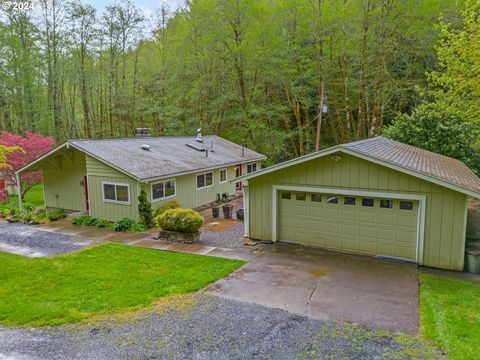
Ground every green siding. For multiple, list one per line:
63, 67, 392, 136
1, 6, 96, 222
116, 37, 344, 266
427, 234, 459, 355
247, 152, 468, 271
43, 149, 87, 211
85, 156, 139, 222
142, 166, 237, 211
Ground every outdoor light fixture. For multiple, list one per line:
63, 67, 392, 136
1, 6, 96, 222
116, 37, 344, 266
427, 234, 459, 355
331, 155, 342, 162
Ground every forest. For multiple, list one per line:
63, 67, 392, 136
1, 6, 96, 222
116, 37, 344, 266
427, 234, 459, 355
0, 0, 479, 167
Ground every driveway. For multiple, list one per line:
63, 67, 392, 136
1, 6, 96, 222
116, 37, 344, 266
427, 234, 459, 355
206, 243, 419, 334
0, 221, 96, 257
0, 294, 427, 359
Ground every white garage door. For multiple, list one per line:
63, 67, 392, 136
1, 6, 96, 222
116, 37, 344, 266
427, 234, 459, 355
278, 191, 419, 261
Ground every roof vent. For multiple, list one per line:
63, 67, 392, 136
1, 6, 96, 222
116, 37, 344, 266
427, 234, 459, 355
196, 128, 203, 143
141, 144, 151, 151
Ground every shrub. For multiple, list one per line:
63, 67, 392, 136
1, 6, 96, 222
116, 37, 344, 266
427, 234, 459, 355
95, 219, 112, 228
47, 208, 66, 221
138, 190, 153, 228
114, 217, 135, 232
131, 221, 149, 232
71, 215, 97, 226
154, 199, 181, 218
156, 208, 203, 234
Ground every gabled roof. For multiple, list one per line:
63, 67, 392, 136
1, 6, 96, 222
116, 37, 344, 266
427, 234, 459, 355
238, 136, 480, 199
17, 135, 266, 181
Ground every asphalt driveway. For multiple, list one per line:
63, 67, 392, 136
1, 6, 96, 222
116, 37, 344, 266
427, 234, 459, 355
206, 243, 419, 334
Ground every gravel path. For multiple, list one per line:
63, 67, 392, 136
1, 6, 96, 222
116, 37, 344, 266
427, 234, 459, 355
199, 223, 245, 249
0, 295, 428, 359
0, 221, 96, 257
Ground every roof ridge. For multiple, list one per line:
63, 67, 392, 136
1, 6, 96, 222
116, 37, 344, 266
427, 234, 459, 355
69, 135, 220, 142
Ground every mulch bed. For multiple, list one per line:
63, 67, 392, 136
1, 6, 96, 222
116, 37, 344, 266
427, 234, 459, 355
201, 218, 240, 231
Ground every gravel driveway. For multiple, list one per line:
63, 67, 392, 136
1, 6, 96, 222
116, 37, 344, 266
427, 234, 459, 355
0, 295, 428, 359
0, 221, 96, 257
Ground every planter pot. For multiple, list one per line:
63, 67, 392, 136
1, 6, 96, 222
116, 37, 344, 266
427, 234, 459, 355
236, 209, 244, 221
222, 204, 234, 219
155, 229, 201, 244
212, 206, 220, 218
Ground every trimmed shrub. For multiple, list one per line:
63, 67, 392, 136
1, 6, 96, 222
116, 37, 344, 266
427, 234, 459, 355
138, 190, 153, 228
114, 217, 135, 232
155, 208, 203, 234
154, 199, 180, 218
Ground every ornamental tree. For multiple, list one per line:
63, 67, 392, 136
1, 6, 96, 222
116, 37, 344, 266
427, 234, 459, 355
0, 131, 55, 199
0, 144, 22, 201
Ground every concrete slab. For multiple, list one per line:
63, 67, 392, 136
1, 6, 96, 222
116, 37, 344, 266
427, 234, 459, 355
206, 243, 419, 334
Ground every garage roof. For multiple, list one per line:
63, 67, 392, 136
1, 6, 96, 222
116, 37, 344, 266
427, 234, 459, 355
17, 135, 266, 181
238, 137, 480, 198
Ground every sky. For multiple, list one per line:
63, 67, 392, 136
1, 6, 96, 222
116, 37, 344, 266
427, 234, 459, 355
83, 0, 186, 19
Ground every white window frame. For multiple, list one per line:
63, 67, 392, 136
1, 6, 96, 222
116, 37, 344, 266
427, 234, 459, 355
219, 168, 228, 184
101, 181, 131, 205
151, 178, 176, 202
196, 171, 214, 190
246, 162, 257, 174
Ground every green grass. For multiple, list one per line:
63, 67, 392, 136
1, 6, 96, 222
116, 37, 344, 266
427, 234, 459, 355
4, 183, 44, 208
0, 243, 244, 326
420, 273, 480, 359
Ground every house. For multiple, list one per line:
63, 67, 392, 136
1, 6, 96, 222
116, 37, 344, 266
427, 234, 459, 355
16, 133, 265, 221
237, 137, 480, 271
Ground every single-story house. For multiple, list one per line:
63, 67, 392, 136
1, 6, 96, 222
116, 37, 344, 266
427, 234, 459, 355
237, 136, 480, 271
16, 134, 265, 221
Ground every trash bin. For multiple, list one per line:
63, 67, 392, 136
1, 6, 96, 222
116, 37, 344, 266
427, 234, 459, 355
466, 242, 480, 274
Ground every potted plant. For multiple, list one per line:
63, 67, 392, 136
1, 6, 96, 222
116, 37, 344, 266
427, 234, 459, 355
236, 208, 244, 220
222, 203, 233, 219
212, 204, 220, 218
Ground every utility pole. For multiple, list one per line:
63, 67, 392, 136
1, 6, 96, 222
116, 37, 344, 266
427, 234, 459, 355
315, 82, 325, 152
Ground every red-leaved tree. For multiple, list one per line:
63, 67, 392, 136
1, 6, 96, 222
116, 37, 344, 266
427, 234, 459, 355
0, 131, 55, 199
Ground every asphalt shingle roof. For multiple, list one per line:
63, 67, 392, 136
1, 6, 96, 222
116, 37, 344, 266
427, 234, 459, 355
69, 135, 265, 181
343, 137, 480, 194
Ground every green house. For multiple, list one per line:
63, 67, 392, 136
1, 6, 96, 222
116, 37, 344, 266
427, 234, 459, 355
16, 135, 265, 221
238, 137, 480, 271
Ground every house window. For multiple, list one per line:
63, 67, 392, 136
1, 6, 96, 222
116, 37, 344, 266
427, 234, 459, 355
311, 194, 322, 202
281, 192, 291, 200
219, 169, 227, 183
344, 197, 356, 205
362, 198, 374, 207
247, 163, 257, 174
296, 193, 306, 201
151, 179, 176, 201
399, 201, 414, 210
197, 172, 213, 189
327, 196, 339, 204
102, 182, 130, 204
380, 199, 393, 209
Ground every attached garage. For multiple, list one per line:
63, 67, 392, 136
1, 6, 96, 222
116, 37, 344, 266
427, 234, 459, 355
239, 137, 480, 271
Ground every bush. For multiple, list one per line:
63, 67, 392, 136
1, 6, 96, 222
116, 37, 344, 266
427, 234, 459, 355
95, 219, 112, 228
47, 208, 66, 221
131, 222, 149, 232
138, 190, 153, 228
114, 217, 135, 232
155, 208, 203, 234
154, 199, 180, 218
71, 215, 97, 226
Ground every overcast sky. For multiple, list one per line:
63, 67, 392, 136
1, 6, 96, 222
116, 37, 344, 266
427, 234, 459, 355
83, 0, 185, 19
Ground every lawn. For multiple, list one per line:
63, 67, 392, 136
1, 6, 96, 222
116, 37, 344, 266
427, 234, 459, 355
0, 243, 244, 326
420, 273, 480, 360
4, 183, 44, 208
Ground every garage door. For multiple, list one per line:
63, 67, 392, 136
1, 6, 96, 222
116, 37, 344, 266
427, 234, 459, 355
278, 191, 419, 261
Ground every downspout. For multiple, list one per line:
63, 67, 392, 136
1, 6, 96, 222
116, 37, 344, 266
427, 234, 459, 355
243, 180, 249, 238
16, 172, 22, 210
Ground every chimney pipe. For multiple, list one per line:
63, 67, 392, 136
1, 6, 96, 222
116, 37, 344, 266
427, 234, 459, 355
205, 149, 208, 158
